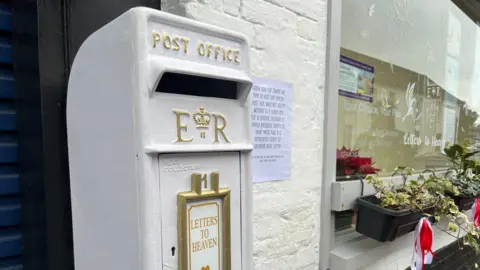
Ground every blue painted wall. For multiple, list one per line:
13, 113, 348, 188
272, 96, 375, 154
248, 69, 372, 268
0, 3, 23, 269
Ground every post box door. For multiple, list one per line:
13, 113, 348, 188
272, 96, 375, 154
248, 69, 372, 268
159, 152, 242, 270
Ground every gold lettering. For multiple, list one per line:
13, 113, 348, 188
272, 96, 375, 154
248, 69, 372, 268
214, 46, 221, 59
152, 32, 161, 48
191, 238, 218, 252
201, 228, 209, 239
233, 49, 240, 63
153, 33, 240, 64
190, 216, 220, 229
212, 113, 231, 143
192, 241, 201, 252
206, 44, 213, 57
210, 238, 217, 247
211, 216, 218, 225
226, 49, 233, 61
181, 38, 189, 53
173, 110, 193, 143
172, 37, 181, 51
198, 42, 205, 56
163, 34, 172, 49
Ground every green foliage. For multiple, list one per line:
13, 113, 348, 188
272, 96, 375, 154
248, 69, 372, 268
464, 233, 480, 254
444, 143, 480, 197
449, 173, 480, 197
365, 167, 458, 212
365, 166, 480, 254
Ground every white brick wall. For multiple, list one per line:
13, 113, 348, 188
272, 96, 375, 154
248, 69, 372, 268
162, 1, 328, 269
158, 2, 471, 269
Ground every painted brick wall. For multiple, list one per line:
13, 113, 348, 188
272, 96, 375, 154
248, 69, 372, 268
161, 0, 328, 269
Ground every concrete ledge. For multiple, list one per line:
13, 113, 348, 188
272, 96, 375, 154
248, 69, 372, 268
330, 211, 472, 270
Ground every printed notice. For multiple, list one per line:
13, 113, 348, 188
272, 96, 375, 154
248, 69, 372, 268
251, 78, 292, 183
187, 200, 222, 270
339, 56, 374, 102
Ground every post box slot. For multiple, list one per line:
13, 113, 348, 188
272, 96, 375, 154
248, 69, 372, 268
156, 72, 241, 100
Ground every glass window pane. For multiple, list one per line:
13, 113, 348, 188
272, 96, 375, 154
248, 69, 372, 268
335, 0, 480, 232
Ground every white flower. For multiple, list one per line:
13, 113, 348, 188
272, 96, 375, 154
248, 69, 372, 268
466, 168, 475, 179
447, 171, 457, 180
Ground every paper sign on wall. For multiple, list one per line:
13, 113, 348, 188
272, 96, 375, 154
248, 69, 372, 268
251, 78, 292, 183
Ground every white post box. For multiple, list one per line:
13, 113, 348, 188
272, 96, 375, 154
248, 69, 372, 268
66, 8, 253, 270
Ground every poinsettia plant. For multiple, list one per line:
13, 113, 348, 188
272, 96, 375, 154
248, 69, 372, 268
337, 146, 380, 177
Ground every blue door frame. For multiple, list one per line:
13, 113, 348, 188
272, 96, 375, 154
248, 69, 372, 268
0, 3, 22, 269
10, 0, 160, 269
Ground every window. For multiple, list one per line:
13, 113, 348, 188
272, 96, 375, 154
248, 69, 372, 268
333, 0, 480, 233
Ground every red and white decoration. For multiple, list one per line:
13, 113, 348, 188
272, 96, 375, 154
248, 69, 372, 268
472, 198, 480, 227
411, 218, 436, 270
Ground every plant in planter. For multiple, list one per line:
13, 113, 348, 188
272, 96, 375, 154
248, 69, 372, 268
335, 147, 381, 231
356, 166, 463, 242
336, 146, 380, 180
357, 165, 480, 265
444, 143, 480, 211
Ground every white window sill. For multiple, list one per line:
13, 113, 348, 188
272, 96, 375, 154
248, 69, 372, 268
330, 210, 472, 270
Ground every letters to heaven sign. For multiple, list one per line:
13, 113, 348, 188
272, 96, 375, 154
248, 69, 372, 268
178, 172, 231, 270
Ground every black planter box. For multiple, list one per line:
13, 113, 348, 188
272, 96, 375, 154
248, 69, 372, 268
448, 194, 477, 211
356, 195, 435, 242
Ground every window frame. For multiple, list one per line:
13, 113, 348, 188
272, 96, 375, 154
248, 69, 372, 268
320, 1, 476, 269
319, 0, 342, 269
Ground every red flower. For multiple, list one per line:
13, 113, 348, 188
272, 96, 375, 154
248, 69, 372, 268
346, 157, 372, 168
336, 147, 381, 176
359, 164, 381, 174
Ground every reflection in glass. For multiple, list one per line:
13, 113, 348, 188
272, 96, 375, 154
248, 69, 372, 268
335, 0, 480, 232
337, 48, 479, 178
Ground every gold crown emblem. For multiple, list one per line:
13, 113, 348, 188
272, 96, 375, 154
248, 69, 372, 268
193, 106, 211, 128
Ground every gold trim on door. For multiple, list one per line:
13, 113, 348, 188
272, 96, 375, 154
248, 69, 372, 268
177, 172, 231, 270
